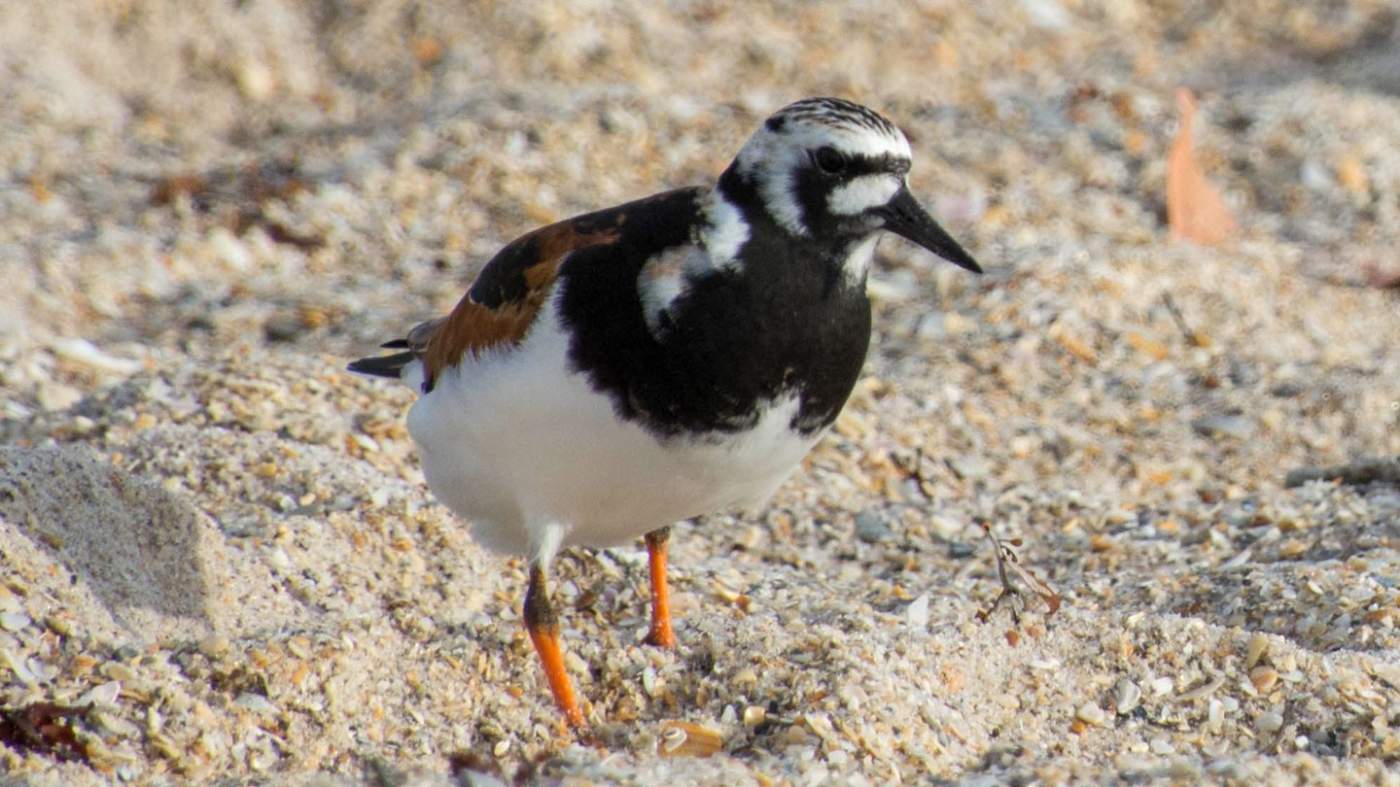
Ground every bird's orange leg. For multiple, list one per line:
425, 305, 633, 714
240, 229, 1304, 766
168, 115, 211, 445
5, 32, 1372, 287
524, 564, 584, 727
643, 527, 677, 648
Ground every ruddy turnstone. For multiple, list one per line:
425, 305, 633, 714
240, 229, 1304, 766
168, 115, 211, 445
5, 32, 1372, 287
349, 97, 981, 727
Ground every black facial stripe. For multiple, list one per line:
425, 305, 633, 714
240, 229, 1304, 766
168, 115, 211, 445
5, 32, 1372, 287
841, 152, 911, 177
793, 166, 829, 234
791, 152, 908, 237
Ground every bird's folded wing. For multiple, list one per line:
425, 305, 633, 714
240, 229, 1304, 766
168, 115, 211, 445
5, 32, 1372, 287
417, 213, 623, 390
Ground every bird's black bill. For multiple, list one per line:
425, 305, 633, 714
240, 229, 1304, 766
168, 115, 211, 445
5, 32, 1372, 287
879, 186, 982, 274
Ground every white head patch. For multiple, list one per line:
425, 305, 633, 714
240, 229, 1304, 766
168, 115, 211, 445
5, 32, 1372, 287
828, 174, 902, 216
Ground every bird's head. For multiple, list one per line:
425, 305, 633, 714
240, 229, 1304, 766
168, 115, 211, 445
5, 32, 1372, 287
722, 97, 981, 275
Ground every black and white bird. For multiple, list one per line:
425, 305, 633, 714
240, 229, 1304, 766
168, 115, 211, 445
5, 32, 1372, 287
349, 97, 981, 727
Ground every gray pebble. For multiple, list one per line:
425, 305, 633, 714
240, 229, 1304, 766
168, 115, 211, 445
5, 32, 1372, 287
948, 456, 991, 480
854, 508, 893, 543
948, 542, 977, 559
0, 612, 31, 632
1192, 414, 1256, 440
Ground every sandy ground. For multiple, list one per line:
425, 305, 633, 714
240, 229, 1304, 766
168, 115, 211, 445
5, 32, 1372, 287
2, 1, 1399, 784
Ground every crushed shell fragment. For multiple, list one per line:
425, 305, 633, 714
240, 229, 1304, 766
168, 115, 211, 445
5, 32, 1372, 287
658, 720, 724, 758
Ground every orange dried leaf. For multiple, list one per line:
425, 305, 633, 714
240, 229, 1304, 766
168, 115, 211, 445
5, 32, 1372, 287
1166, 88, 1236, 245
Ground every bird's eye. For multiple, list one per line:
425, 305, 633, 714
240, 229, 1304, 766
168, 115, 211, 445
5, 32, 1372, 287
814, 146, 847, 174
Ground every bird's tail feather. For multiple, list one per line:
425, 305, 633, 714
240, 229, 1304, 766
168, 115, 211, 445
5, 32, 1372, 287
347, 350, 414, 380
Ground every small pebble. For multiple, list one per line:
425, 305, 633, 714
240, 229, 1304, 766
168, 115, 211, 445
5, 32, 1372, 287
1191, 414, 1256, 440
1255, 710, 1284, 734
91, 709, 141, 738
0, 612, 31, 632
866, 270, 921, 302
1114, 678, 1142, 715
101, 661, 137, 683
743, 706, 767, 728
79, 680, 123, 708
51, 338, 143, 374
947, 541, 977, 559
22, 657, 53, 683
200, 636, 231, 658
3, 650, 37, 685
237, 60, 276, 100
915, 312, 948, 341
947, 456, 990, 480
37, 382, 82, 411
1299, 158, 1332, 191
235, 693, 279, 716
905, 593, 930, 629
928, 514, 965, 540
1076, 703, 1106, 726
853, 509, 892, 544
264, 314, 307, 343
642, 666, 663, 697
1168, 759, 1203, 780
266, 547, 293, 572
1207, 698, 1225, 729
1245, 633, 1269, 669
1249, 665, 1279, 694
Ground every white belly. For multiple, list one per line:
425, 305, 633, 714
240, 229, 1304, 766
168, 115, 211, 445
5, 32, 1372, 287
405, 304, 819, 556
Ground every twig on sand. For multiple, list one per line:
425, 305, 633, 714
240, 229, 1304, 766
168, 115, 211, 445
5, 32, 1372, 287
975, 522, 1062, 626
1161, 292, 1210, 348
